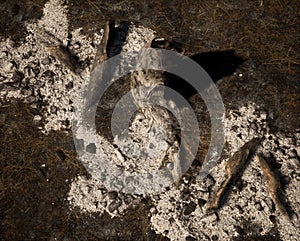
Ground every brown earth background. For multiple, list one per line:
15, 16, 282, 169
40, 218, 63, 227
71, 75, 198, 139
0, 0, 299, 240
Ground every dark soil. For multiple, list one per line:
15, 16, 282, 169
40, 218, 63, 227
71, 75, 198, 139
0, 0, 299, 240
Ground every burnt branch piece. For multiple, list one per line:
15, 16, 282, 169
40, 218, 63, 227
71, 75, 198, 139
92, 21, 110, 70
207, 138, 261, 211
37, 27, 79, 73
257, 154, 290, 221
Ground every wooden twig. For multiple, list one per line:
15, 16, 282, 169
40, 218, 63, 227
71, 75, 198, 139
257, 154, 290, 221
207, 138, 261, 211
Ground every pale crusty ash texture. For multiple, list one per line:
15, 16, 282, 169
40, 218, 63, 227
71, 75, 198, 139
69, 19, 182, 206
67, 175, 141, 217
150, 102, 299, 241
0, 0, 102, 132
0, 0, 299, 240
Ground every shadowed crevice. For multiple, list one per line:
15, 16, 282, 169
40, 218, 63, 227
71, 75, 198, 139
164, 49, 245, 100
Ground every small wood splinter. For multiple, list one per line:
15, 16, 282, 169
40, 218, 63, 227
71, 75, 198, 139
37, 28, 78, 73
92, 21, 110, 70
207, 138, 261, 211
256, 154, 291, 221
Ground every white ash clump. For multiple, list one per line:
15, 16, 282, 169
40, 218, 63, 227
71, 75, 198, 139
104, 22, 175, 174
150, 174, 218, 241
150, 189, 190, 240
113, 109, 179, 174
38, 0, 69, 42
150, 170, 227, 241
106, 22, 155, 63
121, 24, 155, 53
69, 24, 172, 209
67, 176, 140, 217
108, 23, 180, 174
150, 102, 300, 241
225, 102, 268, 154
0, 0, 102, 132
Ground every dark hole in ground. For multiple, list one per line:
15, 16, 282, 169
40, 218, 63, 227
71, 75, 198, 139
164, 50, 245, 101
106, 20, 129, 58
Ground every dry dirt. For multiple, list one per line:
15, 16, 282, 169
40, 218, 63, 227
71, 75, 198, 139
0, 0, 299, 240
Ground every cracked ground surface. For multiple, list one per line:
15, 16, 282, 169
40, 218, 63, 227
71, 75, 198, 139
0, 0, 299, 240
